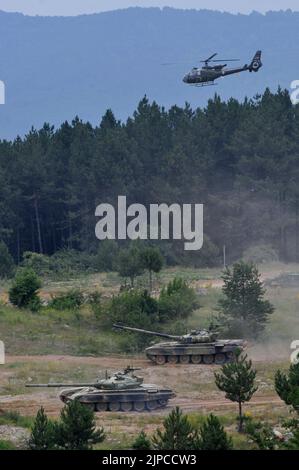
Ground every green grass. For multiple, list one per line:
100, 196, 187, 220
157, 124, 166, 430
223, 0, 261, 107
0, 410, 33, 429
0, 440, 16, 450
1, 263, 299, 356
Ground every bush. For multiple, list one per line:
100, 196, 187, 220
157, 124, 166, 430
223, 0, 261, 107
245, 417, 277, 450
107, 290, 159, 351
29, 402, 105, 451
87, 291, 102, 318
56, 400, 105, 450
0, 241, 15, 278
95, 240, 119, 271
152, 407, 198, 450
28, 407, 57, 450
48, 289, 84, 310
158, 277, 199, 322
9, 267, 41, 309
117, 246, 144, 286
50, 249, 96, 277
197, 414, 233, 450
132, 431, 152, 450
108, 289, 158, 327
22, 250, 99, 280
22, 252, 52, 277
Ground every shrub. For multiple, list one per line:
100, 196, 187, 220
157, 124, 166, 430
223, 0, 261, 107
132, 431, 152, 450
197, 414, 233, 450
22, 252, 52, 277
107, 290, 159, 351
117, 246, 144, 286
87, 291, 102, 318
152, 407, 198, 450
245, 417, 277, 450
158, 277, 199, 322
48, 289, 84, 310
95, 240, 119, 271
9, 267, 41, 309
50, 249, 95, 277
28, 407, 57, 450
108, 289, 158, 327
29, 402, 105, 451
56, 400, 105, 450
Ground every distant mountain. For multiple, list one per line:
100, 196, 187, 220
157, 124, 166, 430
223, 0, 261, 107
0, 7, 298, 139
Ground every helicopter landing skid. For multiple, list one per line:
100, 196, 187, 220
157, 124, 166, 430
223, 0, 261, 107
192, 82, 217, 88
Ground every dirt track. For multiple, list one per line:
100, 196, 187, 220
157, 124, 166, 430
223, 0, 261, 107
0, 354, 286, 418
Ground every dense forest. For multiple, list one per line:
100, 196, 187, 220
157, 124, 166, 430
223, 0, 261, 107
0, 88, 299, 267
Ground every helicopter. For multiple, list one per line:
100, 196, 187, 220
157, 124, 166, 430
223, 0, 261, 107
183, 50, 262, 87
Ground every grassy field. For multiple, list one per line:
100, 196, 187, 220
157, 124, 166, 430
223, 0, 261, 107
0, 262, 299, 450
0, 262, 299, 356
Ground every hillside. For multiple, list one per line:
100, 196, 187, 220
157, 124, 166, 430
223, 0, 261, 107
0, 7, 298, 138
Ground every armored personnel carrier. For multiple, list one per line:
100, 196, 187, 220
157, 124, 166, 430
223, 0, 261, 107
26, 366, 175, 412
114, 324, 245, 365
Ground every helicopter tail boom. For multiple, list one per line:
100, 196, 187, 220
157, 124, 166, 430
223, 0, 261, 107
249, 50, 262, 72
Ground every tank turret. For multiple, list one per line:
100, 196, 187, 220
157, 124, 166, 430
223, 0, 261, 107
113, 324, 218, 344
113, 324, 245, 365
26, 366, 143, 391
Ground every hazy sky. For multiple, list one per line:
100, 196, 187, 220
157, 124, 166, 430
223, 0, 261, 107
0, 0, 298, 16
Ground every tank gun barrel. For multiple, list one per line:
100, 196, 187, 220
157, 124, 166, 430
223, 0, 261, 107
26, 383, 97, 388
113, 324, 180, 340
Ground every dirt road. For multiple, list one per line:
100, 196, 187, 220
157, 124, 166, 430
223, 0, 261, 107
0, 354, 286, 418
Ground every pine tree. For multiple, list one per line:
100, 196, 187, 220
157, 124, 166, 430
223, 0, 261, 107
275, 362, 299, 414
57, 400, 105, 450
215, 352, 258, 432
218, 261, 274, 337
28, 407, 56, 450
197, 414, 233, 450
140, 247, 163, 291
117, 246, 144, 287
132, 431, 152, 450
0, 241, 15, 278
152, 407, 197, 450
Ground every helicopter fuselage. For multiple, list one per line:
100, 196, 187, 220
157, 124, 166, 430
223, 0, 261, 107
183, 51, 262, 86
183, 64, 249, 85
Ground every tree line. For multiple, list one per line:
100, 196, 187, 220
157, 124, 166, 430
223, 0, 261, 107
1, 87, 299, 266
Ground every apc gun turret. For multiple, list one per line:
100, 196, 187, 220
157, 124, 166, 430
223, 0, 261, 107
113, 324, 245, 365
26, 366, 175, 412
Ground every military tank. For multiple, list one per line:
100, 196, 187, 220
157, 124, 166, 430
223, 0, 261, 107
26, 366, 175, 412
113, 324, 245, 365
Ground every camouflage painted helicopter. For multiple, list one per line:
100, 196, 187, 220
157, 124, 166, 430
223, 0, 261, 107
183, 50, 262, 87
